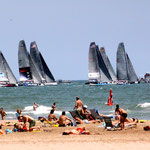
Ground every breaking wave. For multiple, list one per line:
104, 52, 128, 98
137, 103, 150, 108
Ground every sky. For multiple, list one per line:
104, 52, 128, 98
0, 0, 150, 80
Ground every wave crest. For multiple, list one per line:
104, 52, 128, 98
137, 102, 150, 108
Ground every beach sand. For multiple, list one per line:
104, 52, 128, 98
1, 120, 150, 150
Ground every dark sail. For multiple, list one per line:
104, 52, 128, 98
126, 54, 138, 82
88, 42, 100, 81
96, 46, 112, 82
39, 52, 55, 82
30, 42, 46, 82
0, 51, 17, 84
100, 47, 117, 81
116, 43, 128, 81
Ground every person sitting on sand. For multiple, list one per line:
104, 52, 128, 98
51, 102, 56, 111
18, 115, 37, 130
33, 102, 39, 111
81, 105, 93, 120
48, 109, 58, 124
62, 127, 90, 135
58, 111, 72, 127
0, 108, 7, 120
115, 104, 127, 129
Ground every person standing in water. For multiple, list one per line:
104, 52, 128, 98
0, 108, 7, 120
115, 104, 127, 130
33, 102, 39, 111
51, 102, 56, 111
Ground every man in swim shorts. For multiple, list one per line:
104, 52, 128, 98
18, 115, 36, 129
58, 111, 72, 127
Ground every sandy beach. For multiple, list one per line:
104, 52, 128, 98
1, 120, 150, 150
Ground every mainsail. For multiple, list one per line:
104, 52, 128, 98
116, 43, 128, 81
116, 42, 137, 82
30, 41, 56, 83
88, 42, 100, 81
96, 46, 112, 82
0, 51, 17, 84
18, 40, 42, 83
126, 54, 138, 82
99, 47, 117, 81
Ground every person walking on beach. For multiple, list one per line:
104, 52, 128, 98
0, 108, 7, 120
51, 102, 56, 111
33, 102, 39, 111
73, 96, 84, 111
58, 111, 72, 127
18, 115, 36, 130
115, 104, 127, 130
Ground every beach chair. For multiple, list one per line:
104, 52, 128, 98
103, 116, 120, 131
90, 109, 104, 122
69, 110, 83, 120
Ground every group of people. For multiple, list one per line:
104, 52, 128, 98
0, 96, 138, 132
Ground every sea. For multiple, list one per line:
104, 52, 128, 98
0, 80, 150, 120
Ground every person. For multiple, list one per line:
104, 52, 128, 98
16, 109, 22, 121
51, 102, 56, 111
33, 102, 39, 111
62, 127, 90, 135
0, 108, 7, 120
73, 96, 84, 110
81, 105, 92, 120
115, 104, 127, 129
58, 111, 72, 127
18, 115, 37, 130
48, 109, 58, 124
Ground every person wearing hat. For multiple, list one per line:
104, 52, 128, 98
81, 105, 91, 120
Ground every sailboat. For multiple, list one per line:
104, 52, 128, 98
0, 51, 17, 87
30, 41, 57, 85
116, 42, 138, 84
18, 40, 42, 86
88, 42, 112, 85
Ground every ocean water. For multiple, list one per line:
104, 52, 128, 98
0, 81, 150, 120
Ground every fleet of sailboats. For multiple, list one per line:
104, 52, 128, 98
88, 42, 138, 85
0, 40, 140, 87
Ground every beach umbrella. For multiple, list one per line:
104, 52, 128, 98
107, 89, 113, 106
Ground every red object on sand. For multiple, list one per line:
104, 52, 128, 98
107, 89, 113, 106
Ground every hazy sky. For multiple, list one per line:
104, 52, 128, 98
0, 0, 150, 80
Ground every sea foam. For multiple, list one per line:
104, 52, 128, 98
137, 102, 150, 108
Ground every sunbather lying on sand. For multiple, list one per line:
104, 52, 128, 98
62, 127, 90, 135
74, 116, 100, 124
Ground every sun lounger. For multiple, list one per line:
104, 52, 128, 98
69, 110, 83, 120
103, 116, 120, 131
90, 109, 104, 122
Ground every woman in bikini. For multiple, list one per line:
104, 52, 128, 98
115, 104, 127, 129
